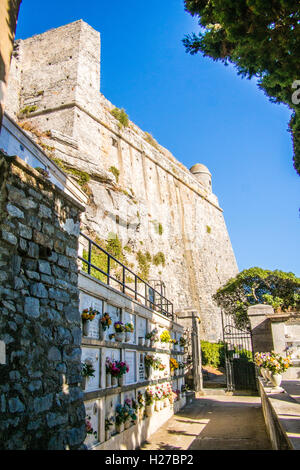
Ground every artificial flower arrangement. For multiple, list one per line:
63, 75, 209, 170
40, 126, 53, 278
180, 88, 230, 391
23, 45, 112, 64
145, 388, 155, 405
137, 391, 145, 408
114, 321, 125, 333
100, 312, 112, 330
125, 322, 134, 333
110, 360, 129, 378
170, 339, 178, 346
81, 362, 96, 378
155, 385, 163, 401
115, 404, 126, 426
109, 333, 116, 340
145, 328, 159, 342
144, 354, 158, 368
264, 351, 291, 374
124, 398, 137, 424
160, 330, 171, 343
105, 416, 115, 431
86, 416, 97, 439
170, 357, 179, 371
81, 307, 100, 321
179, 336, 186, 347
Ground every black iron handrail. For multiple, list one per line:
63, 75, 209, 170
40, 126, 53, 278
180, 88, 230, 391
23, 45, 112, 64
78, 232, 174, 320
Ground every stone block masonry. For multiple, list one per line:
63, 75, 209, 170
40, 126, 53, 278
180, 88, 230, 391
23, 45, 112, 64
0, 152, 86, 450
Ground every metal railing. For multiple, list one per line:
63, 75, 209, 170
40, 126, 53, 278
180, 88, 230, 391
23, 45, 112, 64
78, 232, 174, 320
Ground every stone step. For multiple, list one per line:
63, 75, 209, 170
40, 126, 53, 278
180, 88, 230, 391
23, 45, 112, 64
196, 388, 230, 396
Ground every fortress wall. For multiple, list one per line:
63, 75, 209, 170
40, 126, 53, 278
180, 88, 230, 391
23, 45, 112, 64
4, 20, 238, 341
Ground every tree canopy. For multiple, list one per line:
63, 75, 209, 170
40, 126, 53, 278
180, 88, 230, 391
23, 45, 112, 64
213, 267, 300, 328
183, 0, 300, 175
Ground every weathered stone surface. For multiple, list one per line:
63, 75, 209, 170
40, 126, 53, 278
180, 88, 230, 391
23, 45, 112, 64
7, 203, 24, 219
24, 297, 40, 318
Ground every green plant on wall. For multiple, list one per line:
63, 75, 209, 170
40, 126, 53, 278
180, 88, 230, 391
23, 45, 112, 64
153, 252, 165, 267
110, 107, 129, 128
136, 250, 151, 281
109, 166, 120, 183
144, 132, 160, 150
206, 225, 211, 234
20, 105, 37, 116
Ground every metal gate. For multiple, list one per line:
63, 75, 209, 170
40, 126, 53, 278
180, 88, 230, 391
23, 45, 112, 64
221, 310, 257, 392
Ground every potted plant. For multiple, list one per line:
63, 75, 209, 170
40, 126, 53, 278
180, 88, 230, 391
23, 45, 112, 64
99, 312, 112, 340
123, 398, 137, 428
145, 388, 155, 417
114, 321, 125, 342
81, 307, 100, 336
85, 416, 97, 440
144, 354, 158, 379
81, 361, 95, 390
160, 330, 171, 350
105, 416, 114, 441
125, 322, 134, 343
115, 404, 125, 433
144, 332, 151, 348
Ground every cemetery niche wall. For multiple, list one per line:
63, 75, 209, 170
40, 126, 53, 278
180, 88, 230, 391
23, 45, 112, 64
78, 270, 187, 450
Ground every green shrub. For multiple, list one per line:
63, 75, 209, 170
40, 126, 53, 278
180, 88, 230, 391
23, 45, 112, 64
110, 107, 129, 128
201, 341, 225, 368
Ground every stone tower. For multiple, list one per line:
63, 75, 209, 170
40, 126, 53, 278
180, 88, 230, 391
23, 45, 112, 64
4, 20, 239, 341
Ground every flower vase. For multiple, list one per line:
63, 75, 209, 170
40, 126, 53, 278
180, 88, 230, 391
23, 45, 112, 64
146, 404, 154, 417
164, 398, 168, 408
115, 332, 125, 342
106, 373, 112, 388
266, 369, 273, 384
82, 320, 89, 337
111, 376, 118, 387
138, 408, 144, 420
116, 423, 124, 433
260, 367, 268, 381
99, 328, 108, 341
125, 331, 133, 343
155, 401, 160, 412
270, 373, 282, 388
81, 376, 87, 390
118, 375, 124, 387
105, 430, 111, 441
146, 366, 152, 380
138, 337, 145, 346
145, 339, 150, 348
124, 419, 131, 430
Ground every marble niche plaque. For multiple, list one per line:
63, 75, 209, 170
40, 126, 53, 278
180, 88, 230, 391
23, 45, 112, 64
105, 304, 121, 338
84, 399, 100, 448
137, 316, 147, 343
125, 350, 136, 385
80, 293, 103, 339
82, 347, 101, 392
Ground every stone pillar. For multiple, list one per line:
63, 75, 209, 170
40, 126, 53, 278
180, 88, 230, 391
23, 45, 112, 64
0, 153, 86, 450
247, 304, 274, 353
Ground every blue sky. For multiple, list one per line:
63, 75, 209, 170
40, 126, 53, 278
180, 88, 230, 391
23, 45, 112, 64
15, 0, 299, 276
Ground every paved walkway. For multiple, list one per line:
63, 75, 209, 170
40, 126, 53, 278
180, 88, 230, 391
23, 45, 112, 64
140, 393, 272, 450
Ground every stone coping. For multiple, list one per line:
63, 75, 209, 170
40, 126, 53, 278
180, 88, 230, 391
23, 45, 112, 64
259, 377, 300, 450
82, 337, 184, 355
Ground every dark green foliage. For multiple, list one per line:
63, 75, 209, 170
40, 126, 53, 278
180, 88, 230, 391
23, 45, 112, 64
183, 0, 300, 175
201, 341, 225, 368
213, 267, 300, 328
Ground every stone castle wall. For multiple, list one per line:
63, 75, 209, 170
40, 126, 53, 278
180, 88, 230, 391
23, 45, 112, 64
0, 153, 86, 449
4, 20, 239, 341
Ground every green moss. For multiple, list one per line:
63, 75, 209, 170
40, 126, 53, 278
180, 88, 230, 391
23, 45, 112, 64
109, 166, 120, 183
206, 225, 211, 234
153, 252, 165, 267
136, 250, 151, 281
20, 105, 38, 115
110, 107, 129, 128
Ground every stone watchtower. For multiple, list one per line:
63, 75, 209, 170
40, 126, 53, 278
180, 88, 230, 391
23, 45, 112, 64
4, 20, 239, 343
